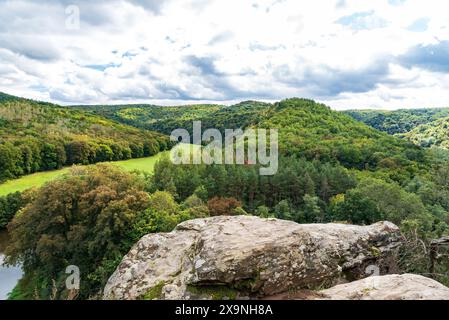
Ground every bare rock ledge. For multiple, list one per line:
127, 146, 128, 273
319, 274, 449, 300
103, 215, 403, 300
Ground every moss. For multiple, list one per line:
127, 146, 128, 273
232, 271, 262, 292
139, 281, 166, 300
186, 284, 239, 300
233, 278, 256, 291
361, 287, 375, 294
371, 246, 381, 257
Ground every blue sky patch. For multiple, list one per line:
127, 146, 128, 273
407, 18, 430, 32
336, 11, 388, 30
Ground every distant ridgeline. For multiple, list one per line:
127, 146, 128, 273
344, 108, 449, 135
344, 108, 449, 152
0, 92, 170, 182
75, 101, 273, 135
80, 98, 433, 177
1, 92, 446, 184
5, 94, 449, 298
79, 100, 449, 152
403, 116, 449, 149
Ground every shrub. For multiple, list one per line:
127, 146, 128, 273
207, 197, 242, 216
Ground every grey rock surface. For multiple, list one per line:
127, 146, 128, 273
320, 274, 449, 300
103, 215, 401, 300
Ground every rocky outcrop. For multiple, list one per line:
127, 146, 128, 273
103, 215, 401, 300
319, 274, 449, 300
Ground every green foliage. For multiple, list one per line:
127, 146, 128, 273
78, 98, 434, 182
5, 165, 151, 299
6, 94, 449, 297
0, 152, 167, 197
300, 194, 323, 223
0, 192, 25, 228
182, 194, 205, 209
330, 178, 433, 228
259, 99, 429, 179
329, 192, 382, 225
274, 200, 293, 220
140, 281, 166, 300
76, 101, 272, 136
404, 116, 449, 149
148, 155, 356, 222
186, 284, 239, 300
128, 191, 192, 241
148, 191, 179, 214
344, 108, 449, 135
255, 206, 274, 218
0, 93, 169, 183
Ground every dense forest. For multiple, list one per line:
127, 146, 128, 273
2, 95, 449, 299
76, 101, 273, 135
403, 116, 449, 149
0, 92, 170, 182
345, 108, 449, 151
344, 108, 449, 135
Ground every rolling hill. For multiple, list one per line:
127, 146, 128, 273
80, 97, 433, 182
4, 94, 449, 299
344, 107, 449, 151
403, 116, 449, 149
0, 92, 170, 182
344, 108, 449, 135
256, 99, 430, 178
75, 101, 273, 135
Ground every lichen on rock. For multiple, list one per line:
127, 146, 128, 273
103, 216, 402, 300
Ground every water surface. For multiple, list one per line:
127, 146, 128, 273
0, 230, 23, 300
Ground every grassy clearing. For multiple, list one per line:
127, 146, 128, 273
0, 168, 71, 197
111, 151, 167, 172
0, 152, 167, 197
0, 144, 200, 197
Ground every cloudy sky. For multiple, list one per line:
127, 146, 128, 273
0, 0, 449, 109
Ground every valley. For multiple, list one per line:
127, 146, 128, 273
1, 93, 449, 300
4, 0, 449, 304
0, 92, 170, 184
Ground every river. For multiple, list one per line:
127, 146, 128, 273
0, 230, 23, 300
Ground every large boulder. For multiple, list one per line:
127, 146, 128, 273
319, 274, 449, 300
103, 216, 401, 300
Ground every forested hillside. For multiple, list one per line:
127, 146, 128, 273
0, 92, 27, 104
344, 108, 449, 135
76, 101, 273, 135
3, 96, 449, 299
0, 93, 170, 182
80, 99, 429, 178
344, 107, 449, 151
140, 99, 449, 288
404, 116, 449, 149
260, 100, 429, 178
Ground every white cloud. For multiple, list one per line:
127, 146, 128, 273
0, 0, 449, 109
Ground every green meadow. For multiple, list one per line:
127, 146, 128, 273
0, 152, 167, 197
0, 144, 200, 197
